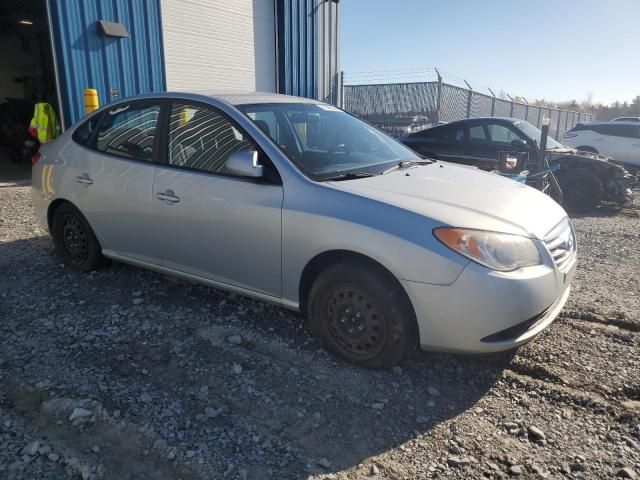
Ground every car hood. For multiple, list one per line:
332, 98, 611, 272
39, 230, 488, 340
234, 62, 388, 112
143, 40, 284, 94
328, 162, 567, 239
546, 147, 612, 163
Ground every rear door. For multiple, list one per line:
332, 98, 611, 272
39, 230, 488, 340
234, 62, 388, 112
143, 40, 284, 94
152, 100, 283, 297
406, 125, 467, 162
73, 100, 164, 264
605, 124, 640, 163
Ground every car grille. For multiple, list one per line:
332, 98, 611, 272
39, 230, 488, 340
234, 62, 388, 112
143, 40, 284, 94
544, 218, 576, 271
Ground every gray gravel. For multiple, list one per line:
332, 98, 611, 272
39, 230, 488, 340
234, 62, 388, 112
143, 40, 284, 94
1, 185, 639, 479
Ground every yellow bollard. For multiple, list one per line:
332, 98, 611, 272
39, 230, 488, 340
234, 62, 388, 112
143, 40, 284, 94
83, 88, 99, 114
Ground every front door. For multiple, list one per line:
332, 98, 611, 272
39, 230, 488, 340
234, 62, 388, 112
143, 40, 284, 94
74, 101, 163, 264
153, 101, 283, 298
465, 121, 527, 167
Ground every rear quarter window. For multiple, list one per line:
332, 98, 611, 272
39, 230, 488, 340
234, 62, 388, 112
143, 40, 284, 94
72, 114, 101, 147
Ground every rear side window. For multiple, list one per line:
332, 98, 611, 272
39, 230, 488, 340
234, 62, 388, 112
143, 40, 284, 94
96, 103, 161, 160
592, 124, 639, 138
168, 102, 255, 174
72, 114, 101, 146
469, 125, 488, 142
429, 125, 464, 141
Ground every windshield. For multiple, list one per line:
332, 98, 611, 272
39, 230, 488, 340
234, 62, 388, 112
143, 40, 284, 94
238, 103, 421, 180
514, 120, 564, 149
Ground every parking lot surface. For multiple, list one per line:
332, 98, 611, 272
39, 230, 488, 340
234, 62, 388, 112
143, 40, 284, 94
1, 185, 639, 479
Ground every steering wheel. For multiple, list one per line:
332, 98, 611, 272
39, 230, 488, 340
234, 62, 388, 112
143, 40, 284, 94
329, 143, 350, 155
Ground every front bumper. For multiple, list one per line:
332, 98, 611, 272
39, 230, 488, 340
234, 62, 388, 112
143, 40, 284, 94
402, 251, 576, 354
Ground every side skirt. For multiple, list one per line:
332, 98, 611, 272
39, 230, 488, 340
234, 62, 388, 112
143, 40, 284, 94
102, 251, 297, 311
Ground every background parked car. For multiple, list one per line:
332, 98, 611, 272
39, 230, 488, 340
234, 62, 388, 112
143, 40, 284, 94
562, 121, 640, 173
612, 117, 640, 122
401, 117, 635, 212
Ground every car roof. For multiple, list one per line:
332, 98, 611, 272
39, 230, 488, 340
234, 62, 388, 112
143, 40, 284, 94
423, 117, 519, 130
172, 91, 323, 106
579, 120, 640, 126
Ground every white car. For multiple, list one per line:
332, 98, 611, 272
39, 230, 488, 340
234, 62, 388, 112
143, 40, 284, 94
562, 121, 640, 169
612, 117, 640, 122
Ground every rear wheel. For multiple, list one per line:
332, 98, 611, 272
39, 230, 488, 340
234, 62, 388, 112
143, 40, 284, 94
559, 168, 603, 213
52, 203, 107, 271
308, 261, 418, 368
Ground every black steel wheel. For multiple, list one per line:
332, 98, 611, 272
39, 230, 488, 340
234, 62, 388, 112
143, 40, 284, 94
559, 168, 603, 213
52, 203, 107, 271
62, 215, 89, 264
325, 283, 388, 361
308, 261, 418, 368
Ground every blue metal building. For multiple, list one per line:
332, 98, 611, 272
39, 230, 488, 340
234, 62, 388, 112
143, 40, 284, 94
0, 0, 340, 129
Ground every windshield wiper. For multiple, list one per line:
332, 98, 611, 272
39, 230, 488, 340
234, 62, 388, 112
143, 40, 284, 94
383, 159, 434, 175
320, 171, 377, 181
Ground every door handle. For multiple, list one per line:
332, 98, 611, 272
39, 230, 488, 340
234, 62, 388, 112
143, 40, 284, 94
156, 190, 180, 204
76, 174, 93, 186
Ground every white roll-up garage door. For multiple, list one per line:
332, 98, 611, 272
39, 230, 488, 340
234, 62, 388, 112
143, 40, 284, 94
161, 0, 276, 93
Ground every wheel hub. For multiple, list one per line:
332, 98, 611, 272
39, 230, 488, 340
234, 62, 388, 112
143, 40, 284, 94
326, 284, 386, 358
62, 216, 88, 263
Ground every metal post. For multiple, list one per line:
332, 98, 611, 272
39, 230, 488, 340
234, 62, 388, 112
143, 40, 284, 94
539, 117, 550, 174
536, 107, 542, 128
339, 71, 344, 109
464, 80, 473, 118
507, 94, 515, 118
564, 111, 570, 136
555, 111, 562, 140
488, 88, 496, 117
435, 68, 443, 123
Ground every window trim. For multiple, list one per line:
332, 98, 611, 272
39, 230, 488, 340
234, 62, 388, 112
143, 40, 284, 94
158, 99, 282, 185
77, 99, 168, 165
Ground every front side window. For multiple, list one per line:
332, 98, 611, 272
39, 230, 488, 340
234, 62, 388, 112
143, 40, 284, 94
168, 103, 254, 173
486, 123, 521, 144
96, 103, 160, 160
238, 103, 421, 180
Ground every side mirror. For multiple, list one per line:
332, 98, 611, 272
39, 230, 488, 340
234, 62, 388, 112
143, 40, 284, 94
510, 138, 527, 149
225, 151, 263, 178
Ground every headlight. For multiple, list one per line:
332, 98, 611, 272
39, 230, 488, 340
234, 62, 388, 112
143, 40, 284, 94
434, 227, 541, 272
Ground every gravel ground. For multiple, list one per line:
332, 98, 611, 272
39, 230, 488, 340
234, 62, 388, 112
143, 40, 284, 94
0, 185, 639, 480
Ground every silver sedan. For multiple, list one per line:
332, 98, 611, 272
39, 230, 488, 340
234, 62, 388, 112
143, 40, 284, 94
31, 92, 576, 367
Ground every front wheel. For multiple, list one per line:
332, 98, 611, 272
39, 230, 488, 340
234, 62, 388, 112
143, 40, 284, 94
559, 168, 603, 213
308, 262, 418, 368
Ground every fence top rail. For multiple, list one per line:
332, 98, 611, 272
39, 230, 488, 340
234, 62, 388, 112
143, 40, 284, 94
342, 68, 593, 120
344, 80, 440, 88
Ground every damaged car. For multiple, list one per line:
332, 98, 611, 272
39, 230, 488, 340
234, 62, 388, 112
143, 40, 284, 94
33, 92, 577, 368
401, 117, 635, 212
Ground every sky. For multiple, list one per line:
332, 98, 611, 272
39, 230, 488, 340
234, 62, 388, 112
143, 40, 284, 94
340, 0, 640, 105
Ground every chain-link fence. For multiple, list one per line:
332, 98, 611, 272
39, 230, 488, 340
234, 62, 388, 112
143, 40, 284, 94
341, 68, 593, 139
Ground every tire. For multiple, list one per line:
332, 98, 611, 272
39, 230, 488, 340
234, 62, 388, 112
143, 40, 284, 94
559, 168, 604, 213
307, 261, 418, 368
52, 203, 107, 271
576, 146, 598, 154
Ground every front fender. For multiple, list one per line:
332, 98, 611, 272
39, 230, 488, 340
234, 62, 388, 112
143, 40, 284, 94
280, 186, 468, 308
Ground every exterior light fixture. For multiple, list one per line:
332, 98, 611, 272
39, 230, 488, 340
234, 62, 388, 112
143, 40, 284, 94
18, 19, 33, 25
